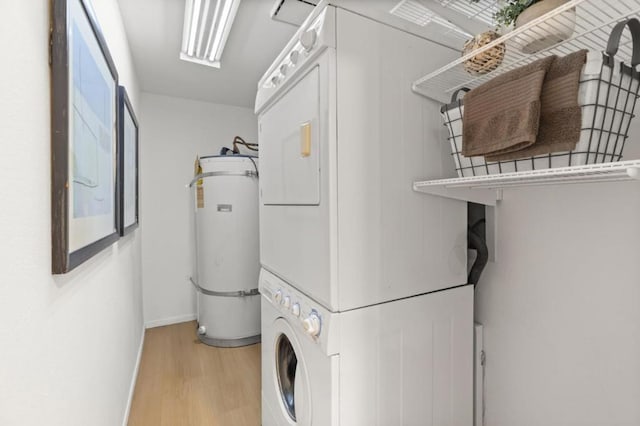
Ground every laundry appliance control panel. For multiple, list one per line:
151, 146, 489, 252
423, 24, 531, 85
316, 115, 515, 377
273, 288, 322, 337
255, 6, 336, 114
259, 268, 338, 356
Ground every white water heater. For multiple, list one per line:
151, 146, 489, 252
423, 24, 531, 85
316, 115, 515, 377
189, 155, 260, 347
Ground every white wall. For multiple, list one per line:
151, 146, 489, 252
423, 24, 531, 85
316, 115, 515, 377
0, 1, 143, 425
140, 93, 257, 327
477, 176, 640, 422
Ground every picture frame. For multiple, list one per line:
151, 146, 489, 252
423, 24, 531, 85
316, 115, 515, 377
51, 0, 120, 274
117, 86, 139, 236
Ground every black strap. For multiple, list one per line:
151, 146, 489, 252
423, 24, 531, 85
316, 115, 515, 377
606, 18, 640, 67
450, 87, 471, 103
441, 87, 471, 113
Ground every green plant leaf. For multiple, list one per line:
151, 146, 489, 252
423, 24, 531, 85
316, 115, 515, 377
468, 0, 544, 29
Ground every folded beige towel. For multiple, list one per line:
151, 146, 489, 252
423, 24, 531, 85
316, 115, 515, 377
486, 50, 588, 161
462, 56, 556, 157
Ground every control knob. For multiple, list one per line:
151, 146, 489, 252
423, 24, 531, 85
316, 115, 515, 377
274, 290, 282, 303
271, 74, 281, 86
300, 29, 317, 52
291, 303, 300, 317
283, 296, 291, 308
302, 311, 321, 337
289, 50, 300, 65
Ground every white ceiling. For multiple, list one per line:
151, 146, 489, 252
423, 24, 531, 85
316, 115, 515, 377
117, 0, 298, 109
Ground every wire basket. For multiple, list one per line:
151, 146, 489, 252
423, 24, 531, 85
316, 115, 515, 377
442, 19, 640, 177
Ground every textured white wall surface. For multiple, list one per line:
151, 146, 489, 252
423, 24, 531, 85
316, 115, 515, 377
473, 113, 640, 425
139, 93, 257, 327
477, 180, 640, 426
0, 1, 143, 425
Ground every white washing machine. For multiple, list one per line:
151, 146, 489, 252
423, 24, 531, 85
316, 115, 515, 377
260, 268, 474, 425
255, 5, 468, 312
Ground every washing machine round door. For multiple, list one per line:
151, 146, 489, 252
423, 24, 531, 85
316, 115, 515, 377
273, 318, 311, 424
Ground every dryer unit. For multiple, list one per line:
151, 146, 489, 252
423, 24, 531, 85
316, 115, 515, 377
260, 268, 474, 425
190, 155, 261, 347
255, 5, 467, 312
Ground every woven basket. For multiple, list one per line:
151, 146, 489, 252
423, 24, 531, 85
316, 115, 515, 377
462, 31, 506, 76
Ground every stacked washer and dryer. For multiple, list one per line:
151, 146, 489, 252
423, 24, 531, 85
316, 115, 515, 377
256, 4, 474, 425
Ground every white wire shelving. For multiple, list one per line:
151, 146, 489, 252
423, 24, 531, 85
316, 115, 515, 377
413, 160, 640, 205
413, 0, 640, 103
411, 0, 640, 202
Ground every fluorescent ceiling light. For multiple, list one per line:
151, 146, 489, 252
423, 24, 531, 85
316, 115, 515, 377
180, 0, 241, 68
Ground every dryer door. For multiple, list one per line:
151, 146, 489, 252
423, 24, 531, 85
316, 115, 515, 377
257, 50, 334, 308
259, 66, 321, 206
273, 318, 311, 424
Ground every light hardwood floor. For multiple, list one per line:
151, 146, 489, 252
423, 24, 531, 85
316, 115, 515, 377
128, 321, 261, 426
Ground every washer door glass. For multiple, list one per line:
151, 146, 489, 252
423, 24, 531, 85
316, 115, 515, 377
276, 333, 298, 421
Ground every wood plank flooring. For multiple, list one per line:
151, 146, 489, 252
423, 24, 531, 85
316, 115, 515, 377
128, 321, 261, 426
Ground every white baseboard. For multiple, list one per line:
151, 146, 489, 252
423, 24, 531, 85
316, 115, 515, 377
144, 313, 196, 329
122, 326, 145, 426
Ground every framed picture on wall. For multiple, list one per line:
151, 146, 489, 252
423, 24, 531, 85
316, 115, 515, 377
51, 0, 120, 274
118, 86, 139, 236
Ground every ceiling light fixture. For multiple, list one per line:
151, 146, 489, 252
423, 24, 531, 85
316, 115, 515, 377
180, 0, 241, 68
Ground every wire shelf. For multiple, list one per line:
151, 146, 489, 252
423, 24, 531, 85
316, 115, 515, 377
413, 160, 640, 205
439, 0, 500, 27
413, 0, 640, 103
